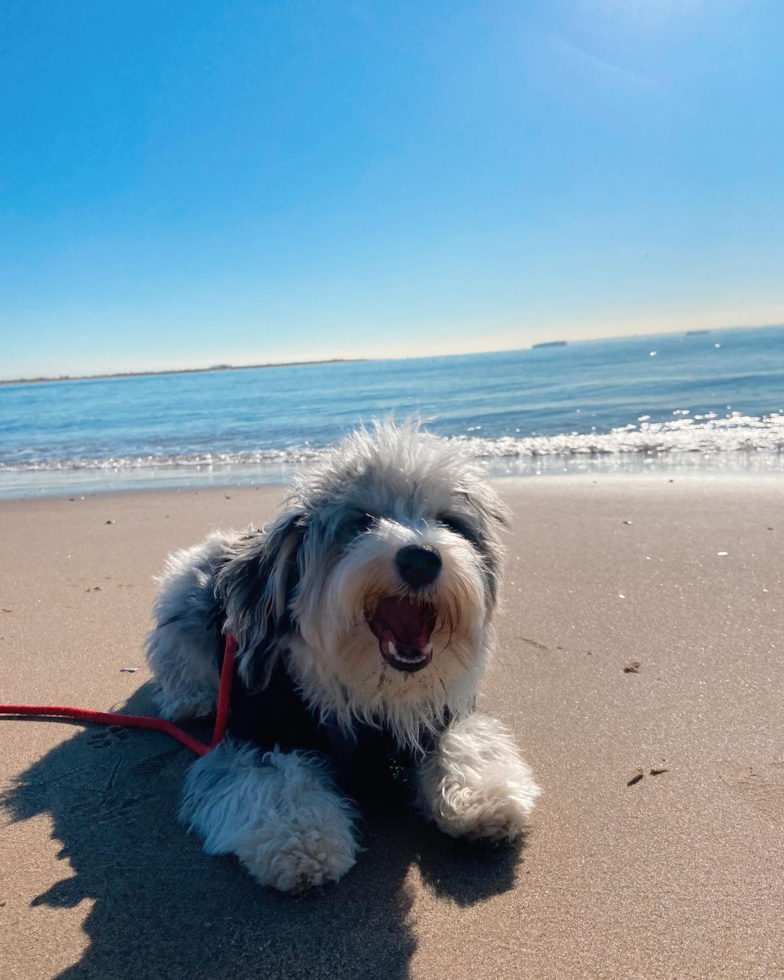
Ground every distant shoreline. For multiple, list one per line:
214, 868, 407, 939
0, 358, 367, 387
3, 321, 781, 387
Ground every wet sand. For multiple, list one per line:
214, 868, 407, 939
1, 476, 782, 979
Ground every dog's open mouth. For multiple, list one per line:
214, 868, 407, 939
367, 596, 437, 673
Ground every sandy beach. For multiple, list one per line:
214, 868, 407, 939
1, 476, 782, 980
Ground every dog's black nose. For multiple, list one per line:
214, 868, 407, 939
396, 545, 442, 588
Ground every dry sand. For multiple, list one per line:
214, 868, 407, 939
1, 476, 782, 979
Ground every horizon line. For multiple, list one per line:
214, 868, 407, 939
2, 321, 781, 387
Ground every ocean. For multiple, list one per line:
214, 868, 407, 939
2, 325, 783, 497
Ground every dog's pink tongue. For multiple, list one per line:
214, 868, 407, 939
370, 596, 436, 649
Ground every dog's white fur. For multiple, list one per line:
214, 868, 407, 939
290, 516, 489, 750
416, 714, 541, 841
146, 534, 230, 721
146, 421, 540, 892
180, 741, 359, 893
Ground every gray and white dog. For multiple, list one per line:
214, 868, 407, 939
145, 421, 540, 893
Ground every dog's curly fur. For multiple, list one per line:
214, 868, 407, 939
146, 420, 540, 892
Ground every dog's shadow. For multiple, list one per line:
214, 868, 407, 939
3, 683, 526, 980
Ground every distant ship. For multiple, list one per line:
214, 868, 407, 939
686, 330, 710, 335
532, 340, 567, 348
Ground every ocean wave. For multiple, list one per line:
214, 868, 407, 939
1, 414, 782, 474
458, 412, 784, 458
0, 447, 325, 473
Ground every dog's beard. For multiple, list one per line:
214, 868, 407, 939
290, 523, 491, 753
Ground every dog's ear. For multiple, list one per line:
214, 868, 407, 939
455, 485, 511, 612
215, 509, 307, 685
457, 486, 511, 532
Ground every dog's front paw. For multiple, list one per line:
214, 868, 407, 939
267, 827, 357, 894
236, 814, 358, 894
431, 776, 539, 842
417, 715, 541, 843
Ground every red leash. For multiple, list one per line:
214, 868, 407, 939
0, 634, 238, 757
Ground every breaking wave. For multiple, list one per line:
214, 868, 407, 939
1, 413, 782, 474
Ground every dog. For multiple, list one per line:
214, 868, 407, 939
145, 420, 540, 893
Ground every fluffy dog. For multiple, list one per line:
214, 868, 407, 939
145, 421, 540, 892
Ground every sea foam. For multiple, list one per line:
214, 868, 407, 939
1, 413, 781, 474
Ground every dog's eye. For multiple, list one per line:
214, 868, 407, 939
438, 515, 472, 540
345, 513, 374, 535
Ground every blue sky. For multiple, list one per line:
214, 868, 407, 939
1, 0, 782, 379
